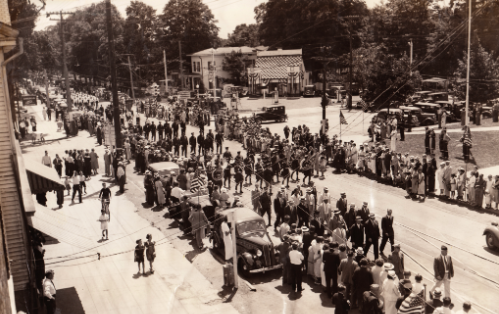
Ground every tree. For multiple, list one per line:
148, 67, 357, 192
160, 0, 220, 73
222, 51, 249, 85
226, 24, 260, 47
123, 1, 160, 84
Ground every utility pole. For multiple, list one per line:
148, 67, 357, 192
118, 54, 136, 101
179, 41, 183, 90
44, 69, 49, 107
465, 0, 472, 127
163, 50, 168, 95
47, 10, 75, 111
408, 39, 413, 77
105, 0, 122, 148
343, 15, 359, 110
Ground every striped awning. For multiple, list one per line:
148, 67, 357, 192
255, 55, 303, 79
25, 163, 65, 194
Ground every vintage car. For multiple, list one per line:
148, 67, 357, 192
303, 85, 317, 97
148, 161, 179, 176
483, 222, 499, 250
255, 105, 288, 123
407, 103, 442, 126
376, 108, 420, 128
211, 207, 282, 276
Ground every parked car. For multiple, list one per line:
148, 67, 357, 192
255, 105, 288, 123
210, 207, 282, 276
410, 91, 433, 103
303, 85, 317, 97
427, 92, 449, 102
408, 103, 441, 125
398, 106, 426, 127
483, 221, 499, 250
376, 108, 420, 128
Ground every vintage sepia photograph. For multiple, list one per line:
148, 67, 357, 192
1, 0, 498, 313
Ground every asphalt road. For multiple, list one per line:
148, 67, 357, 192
23, 97, 498, 314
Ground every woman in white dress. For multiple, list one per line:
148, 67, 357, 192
321, 243, 329, 287
390, 129, 397, 152
312, 236, 324, 284
307, 242, 315, 277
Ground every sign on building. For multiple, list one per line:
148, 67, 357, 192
22, 95, 37, 106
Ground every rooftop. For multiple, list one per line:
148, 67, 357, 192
257, 49, 302, 57
188, 46, 268, 57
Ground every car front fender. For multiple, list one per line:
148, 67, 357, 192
483, 227, 499, 239
241, 252, 254, 266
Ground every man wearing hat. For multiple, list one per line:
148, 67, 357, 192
430, 245, 454, 298
336, 192, 348, 217
388, 244, 404, 280
381, 270, 401, 314
274, 187, 287, 231
323, 242, 341, 297
318, 197, 333, 227
338, 250, 358, 304
259, 188, 272, 226
348, 216, 365, 249
380, 209, 395, 255
425, 288, 444, 314
297, 196, 309, 228
364, 213, 381, 260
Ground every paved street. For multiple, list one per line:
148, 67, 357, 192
23, 99, 499, 314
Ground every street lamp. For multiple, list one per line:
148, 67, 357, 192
196, 84, 199, 98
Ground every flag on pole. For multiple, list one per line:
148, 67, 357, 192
190, 168, 206, 193
340, 111, 348, 125
397, 293, 425, 314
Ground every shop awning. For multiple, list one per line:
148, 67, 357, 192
29, 202, 96, 249
25, 163, 65, 194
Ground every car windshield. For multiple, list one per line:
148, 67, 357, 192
237, 220, 266, 237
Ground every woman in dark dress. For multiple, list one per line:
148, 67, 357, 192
475, 174, 486, 209
134, 239, 145, 275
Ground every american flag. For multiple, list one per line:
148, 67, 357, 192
398, 293, 425, 314
340, 111, 348, 125
190, 168, 206, 193
463, 136, 472, 148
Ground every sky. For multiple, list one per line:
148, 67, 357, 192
34, 0, 383, 38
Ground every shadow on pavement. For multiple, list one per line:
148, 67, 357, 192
56, 287, 85, 314
217, 286, 237, 303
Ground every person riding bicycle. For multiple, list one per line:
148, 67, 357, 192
98, 183, 112, 219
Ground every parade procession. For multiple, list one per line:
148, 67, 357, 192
2, 0, 499, 313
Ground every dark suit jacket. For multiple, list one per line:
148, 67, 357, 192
336, 198, 348, 216
349, 223, 364, 247
381, 215, 394, 236
352, 266, 374, 294
364, 219, 380, 240
323, 250, 341, 275
434, 255, 454, 279
274, 197, 286, 215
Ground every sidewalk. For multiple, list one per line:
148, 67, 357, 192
23, 128, 239, 314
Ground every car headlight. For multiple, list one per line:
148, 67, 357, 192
256, 249, 262, 257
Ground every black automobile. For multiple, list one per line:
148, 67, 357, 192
255, 105, 288, 123
211, 207, 282, 276
303, 85, 317, 97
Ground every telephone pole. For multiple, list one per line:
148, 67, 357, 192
178, 41, 184, 89
118, 54, 136, 101
47, 10, 75, 111
408, 39, 413, 77
163, 50, 168, 94
343, 15, 359, 110
105, 0, 122, 148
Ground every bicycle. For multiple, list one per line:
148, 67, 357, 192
99, 198, 111, 221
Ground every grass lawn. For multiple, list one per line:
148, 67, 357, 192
397, 130, 499, 170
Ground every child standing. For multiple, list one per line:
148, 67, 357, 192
99, 210, 109, 240
64, 176, 71, 196
450, 173, 457, 199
